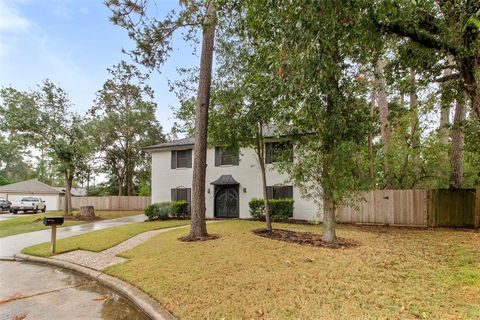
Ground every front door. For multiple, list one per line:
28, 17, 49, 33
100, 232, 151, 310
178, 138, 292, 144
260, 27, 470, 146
215, 186, 239, 218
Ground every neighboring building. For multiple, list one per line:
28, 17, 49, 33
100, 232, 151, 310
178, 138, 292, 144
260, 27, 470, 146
53, 187, 88, 197
0, 179, 62, 211
144, 137, 321, 221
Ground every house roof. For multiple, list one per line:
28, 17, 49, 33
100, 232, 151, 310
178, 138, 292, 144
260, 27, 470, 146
53, 187, 88, 196
143, 137, 195, 152
0, 179, 61, 195
143, 125, 287, 152
210, 175, 240, 186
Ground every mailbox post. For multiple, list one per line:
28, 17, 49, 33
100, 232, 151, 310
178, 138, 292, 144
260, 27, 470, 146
43, 216, 64, 255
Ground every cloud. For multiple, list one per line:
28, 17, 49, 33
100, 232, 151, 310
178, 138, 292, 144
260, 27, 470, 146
79, 7, 89, 15
52, 3, 72, 18
0, 1, 31, 32
0, 1, 96, 112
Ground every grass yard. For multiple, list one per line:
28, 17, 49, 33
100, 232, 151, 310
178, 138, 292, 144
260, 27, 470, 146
0, 210, 142, 238
21, 219, 190, 257
0, 212, 83, 238
104, 220, 480, 320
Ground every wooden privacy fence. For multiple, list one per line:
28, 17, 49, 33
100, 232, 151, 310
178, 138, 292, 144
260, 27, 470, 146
60, 196, 151, 211
337, 189, 480, 228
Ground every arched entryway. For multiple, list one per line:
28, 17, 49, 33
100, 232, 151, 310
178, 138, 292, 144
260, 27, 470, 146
214, 186, 239, 218
211, 174, 240, 218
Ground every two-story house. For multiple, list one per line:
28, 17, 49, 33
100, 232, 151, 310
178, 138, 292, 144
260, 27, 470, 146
144, 137, 320, 221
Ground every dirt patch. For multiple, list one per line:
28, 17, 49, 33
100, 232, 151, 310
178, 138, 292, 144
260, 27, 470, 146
178, 234, 220, 242
253, 228, 358, 249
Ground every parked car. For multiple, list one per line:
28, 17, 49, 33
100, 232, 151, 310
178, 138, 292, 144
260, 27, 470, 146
0, 198, 11, 212
10, 197, 46, 214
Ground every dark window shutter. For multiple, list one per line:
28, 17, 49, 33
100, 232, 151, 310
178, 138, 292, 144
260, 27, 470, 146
266, 186, 274, 199
265, 143, 273, 164
171, 188, 177, 201
171, 151, 177, 169
233, 150, 239, 165
187, 149, 192, 168
215, 147, 221, 166
287, 186, 293, 198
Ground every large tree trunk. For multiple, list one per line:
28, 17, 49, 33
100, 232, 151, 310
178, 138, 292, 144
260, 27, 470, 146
118, 178, 123, 196
188, 1, 216, 240
256, 124, 272, 232
322, 190, 337, 243
450, 92, 467, 188
368, 78, 377, 187
376, 59, 392, 188
64, 170, 73, 214
126, 164, 133, 196
409, 67, 421, 180
439, 56, 453, 166
459, 57, 480, 122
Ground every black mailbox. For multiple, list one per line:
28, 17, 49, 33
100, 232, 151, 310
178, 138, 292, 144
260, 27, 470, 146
43, 216, 64, 226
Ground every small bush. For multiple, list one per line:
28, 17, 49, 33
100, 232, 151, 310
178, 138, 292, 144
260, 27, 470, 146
144, 202, 172, 221
249, 198, 265, 219
171, 200, 189, 218
249, 198, 294, 220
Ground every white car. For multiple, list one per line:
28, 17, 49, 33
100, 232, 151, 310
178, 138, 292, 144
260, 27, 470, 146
10, 197, 47, 214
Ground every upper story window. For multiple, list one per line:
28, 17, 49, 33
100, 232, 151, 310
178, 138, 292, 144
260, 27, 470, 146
266, 185, 294, 199
215, 147, 239, 166
265, 142, 293, 164
171, 149, 192, 169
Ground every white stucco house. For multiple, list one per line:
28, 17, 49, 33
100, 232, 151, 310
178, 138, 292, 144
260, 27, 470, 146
0, 179, 62, 211
145, 137, 321, 221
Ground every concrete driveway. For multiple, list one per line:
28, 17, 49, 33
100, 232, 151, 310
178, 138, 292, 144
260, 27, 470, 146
0, 214, 146, 259
0, 260, 147, 320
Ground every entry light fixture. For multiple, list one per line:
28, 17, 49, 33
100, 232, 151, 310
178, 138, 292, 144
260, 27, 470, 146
207, 188, 210, 194
243, 187, 247, 193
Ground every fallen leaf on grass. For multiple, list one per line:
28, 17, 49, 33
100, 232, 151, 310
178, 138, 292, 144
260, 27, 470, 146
92, 294, 110, 301
0, 293, 25, 305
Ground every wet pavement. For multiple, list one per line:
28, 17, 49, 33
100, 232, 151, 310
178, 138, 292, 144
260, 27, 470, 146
0, 213, 37, 221
0, 215, 146, 259
0, 260, 148, 320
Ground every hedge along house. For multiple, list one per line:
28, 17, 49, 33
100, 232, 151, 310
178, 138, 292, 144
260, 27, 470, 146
0, 179, 62, 211
144, 135, 320, 221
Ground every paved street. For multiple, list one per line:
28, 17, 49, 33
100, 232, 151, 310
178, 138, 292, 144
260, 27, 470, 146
0, 261, 147, 320
0, 214, 145, 259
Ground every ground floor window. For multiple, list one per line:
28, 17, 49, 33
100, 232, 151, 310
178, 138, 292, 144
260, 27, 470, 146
171, 188, 191, 212
267, 185, 293, 199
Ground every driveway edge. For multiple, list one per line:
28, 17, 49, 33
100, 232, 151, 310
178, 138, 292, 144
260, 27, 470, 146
13, 253, 176, 320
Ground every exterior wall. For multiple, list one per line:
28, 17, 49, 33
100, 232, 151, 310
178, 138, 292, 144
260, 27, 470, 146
150, 146, 322, 221
0, 193, 59, 211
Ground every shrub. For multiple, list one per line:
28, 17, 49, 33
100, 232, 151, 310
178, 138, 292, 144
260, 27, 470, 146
248, 198, 294, 220
171, 200, 189, 218
144, 202, 172, 221
249, 198, 265, 219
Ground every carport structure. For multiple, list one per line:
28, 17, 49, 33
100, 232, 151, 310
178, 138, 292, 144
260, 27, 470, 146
0, 179, 62, 211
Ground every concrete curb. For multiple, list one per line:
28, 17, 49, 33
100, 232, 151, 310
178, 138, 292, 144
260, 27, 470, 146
13, 253, 176, 320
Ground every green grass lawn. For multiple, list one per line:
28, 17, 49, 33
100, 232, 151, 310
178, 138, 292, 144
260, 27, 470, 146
0, 210, 142, 238
98, 220, 480, 320
21, 219, 190, 257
